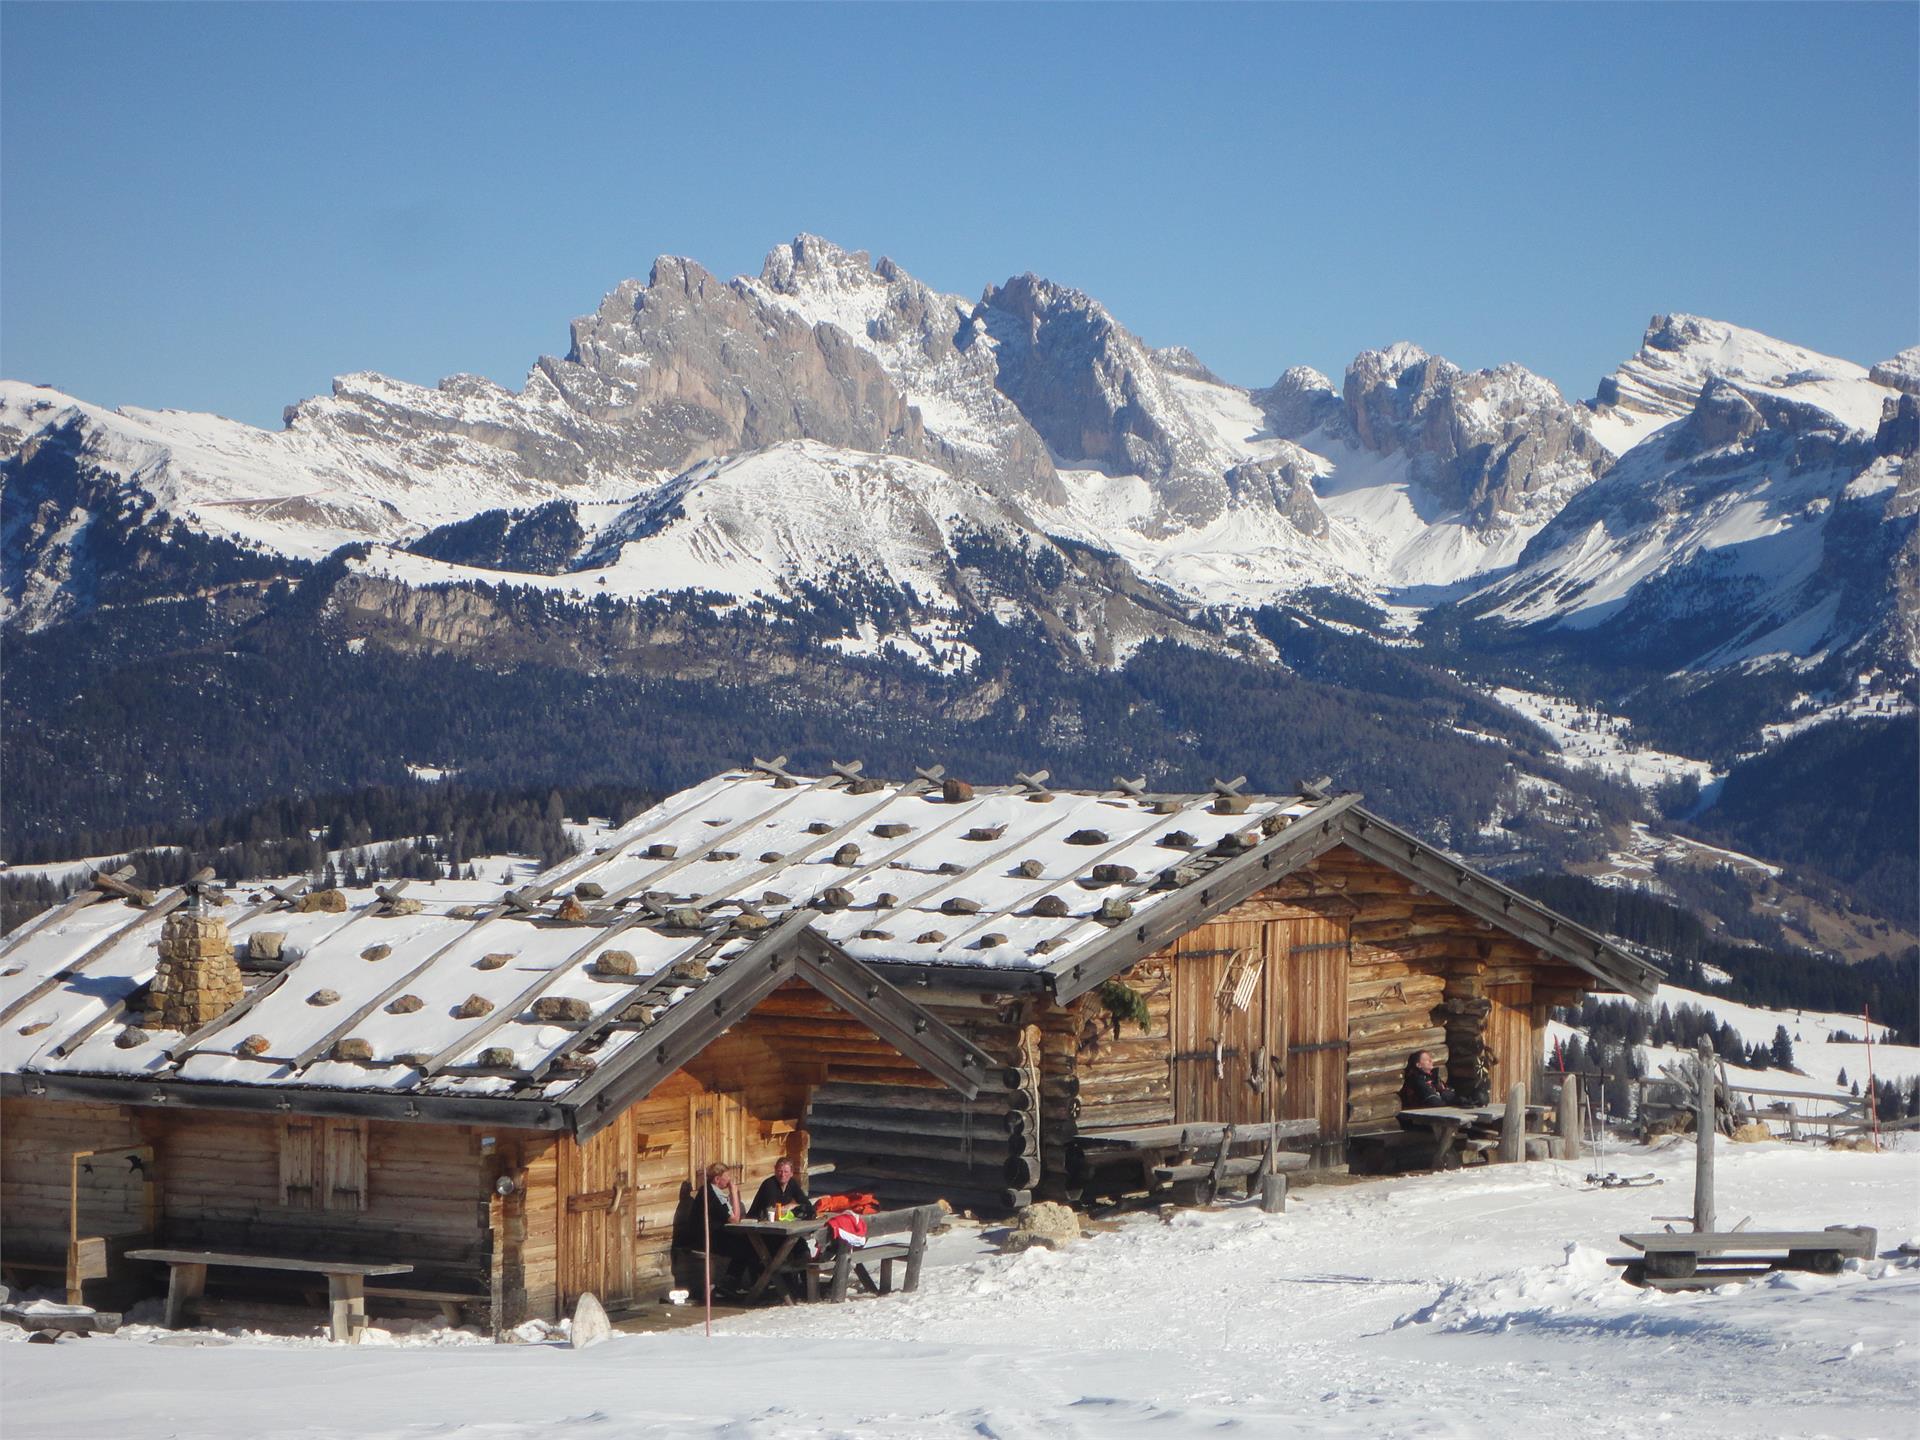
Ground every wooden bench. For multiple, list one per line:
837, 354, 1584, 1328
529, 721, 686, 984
1610, 1226, 1878, 1290
359, 1281, 488, 1325
1071, 1119, 1318, 1204
808, 1204, 939, 1303
1152, 1150, 1309, 1187
125, 1248, 412, 1343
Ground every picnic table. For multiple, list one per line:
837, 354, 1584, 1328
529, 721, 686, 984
1610, 1225, 1878, 1290
126, 1247, 411, 1343
725, 1217, 829, 1304
726, 1204, 941, 1304
1396, 1105, 1513, 1169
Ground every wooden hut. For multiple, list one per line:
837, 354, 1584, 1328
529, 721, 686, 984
0, 852, 994, 1330
395, 765, 1658, 1212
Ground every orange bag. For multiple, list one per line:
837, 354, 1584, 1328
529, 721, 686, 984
813, 1190, 881, 1215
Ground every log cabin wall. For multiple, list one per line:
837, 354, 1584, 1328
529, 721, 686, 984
1266, 846, 1594, 1120
0, 1099, 144, 1260
2, 1099, 497, 1310
803, 987, 1043, 1214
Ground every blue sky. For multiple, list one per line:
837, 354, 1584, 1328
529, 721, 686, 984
4, 2, 1915, 428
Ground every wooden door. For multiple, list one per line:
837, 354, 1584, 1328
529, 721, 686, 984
1170, 921, 1274, 1125
559, 1109, 638, 1311
1484, 985, 1537, 1104
1272, 918, 1349, 1159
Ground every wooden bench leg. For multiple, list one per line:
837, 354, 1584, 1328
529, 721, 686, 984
328, 1273, 367, 1343
878, 1258, 896, 1296
902, 1207, 929, 1294
164, 1263, 207, 1330
829, 1246, 853, 1303
437, 1301, 463, 1324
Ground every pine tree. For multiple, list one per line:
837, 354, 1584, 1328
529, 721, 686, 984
1770, 1025, 1794, 1070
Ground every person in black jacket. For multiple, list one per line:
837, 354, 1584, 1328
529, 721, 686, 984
1397, 1049, 1462, 1129
675, 1162, 755, 1295
749, 1157, 813, 1221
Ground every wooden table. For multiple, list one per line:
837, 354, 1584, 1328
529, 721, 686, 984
126, 1248, 412, 1342
1397, 1106, 1508, 1169
725, 1218, 828, 1304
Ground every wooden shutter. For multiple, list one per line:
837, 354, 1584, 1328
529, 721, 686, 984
322, 1119, 370, 1211
279, 1117, 321, 1209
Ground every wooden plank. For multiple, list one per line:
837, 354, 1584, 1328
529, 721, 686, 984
128, 1248, 415, 1274
1074, 1118, 1317, 1147
1622, 1228, 1876, 1255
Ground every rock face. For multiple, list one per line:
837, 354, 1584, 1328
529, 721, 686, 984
750, 236, 1061, 506
970, 273, 1240, 521
1224, 447, 1331, 538
1870, 347, 1920, 396
1587, 313, 1896, 455
1342, 343, 1613, 524
540, 254, 936, 473
1253, 367, 1350, 442
1471, 377, 1915, 683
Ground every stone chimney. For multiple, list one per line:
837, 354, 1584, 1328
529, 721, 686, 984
148, 909, 243, 1031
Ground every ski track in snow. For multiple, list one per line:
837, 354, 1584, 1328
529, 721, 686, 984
4, 1141, 1915, 1438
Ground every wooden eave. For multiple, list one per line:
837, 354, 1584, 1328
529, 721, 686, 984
0, 1069, 570, 1129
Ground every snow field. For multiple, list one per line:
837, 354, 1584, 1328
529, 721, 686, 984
3, 1140, 1915, 1438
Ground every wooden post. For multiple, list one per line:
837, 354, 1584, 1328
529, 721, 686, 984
1501, 1083, 1526, 1163
163, 1262, 207, 1329
829, 1244, 854, 1302
902, 1206, 931, 1293
1260, 1171, 1288, 1213
1557, 1075, 1582, 1161
1693, 1039, 1716, 1234
327, 1272, 366, 1344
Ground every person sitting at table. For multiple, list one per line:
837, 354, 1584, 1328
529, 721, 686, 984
675, 1161, 755, 1296
1397, 1048, 1462, 1129
749, 1156, 813, 1221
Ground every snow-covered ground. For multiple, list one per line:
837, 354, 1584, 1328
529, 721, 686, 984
1551, 980, 1920, 1105
4, 1140, 1915, 1438
1492, 686, 1718, 793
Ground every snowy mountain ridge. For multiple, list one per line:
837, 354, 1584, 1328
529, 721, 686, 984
3, 236, 1911, 781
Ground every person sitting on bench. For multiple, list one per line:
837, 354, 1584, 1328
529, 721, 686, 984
1397, 1049, 1462, 1129
675, 1162, 755, 1296
749, 1157, 813, 1221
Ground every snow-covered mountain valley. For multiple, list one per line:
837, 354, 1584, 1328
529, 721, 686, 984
3, 236, 1913, 949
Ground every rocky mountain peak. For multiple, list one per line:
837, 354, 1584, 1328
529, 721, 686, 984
1590, 313, 1894, 454
1870, 346, 1920, 397
1341, 344, 1608, 523
1253, 367, 1347, 441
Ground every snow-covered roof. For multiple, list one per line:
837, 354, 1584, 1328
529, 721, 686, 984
0, 851, 992, 1126
528, 767, 1655, 999
0, 767, 1656, 1122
